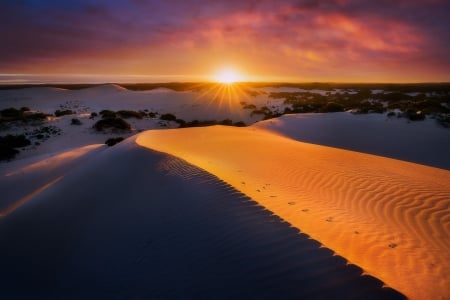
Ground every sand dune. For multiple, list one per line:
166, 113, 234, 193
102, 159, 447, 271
137, 125, 450, 299
255, 113, 450, 170
0, 138, 404, 299
1, 86, 449, 298
0, 144, 105, 216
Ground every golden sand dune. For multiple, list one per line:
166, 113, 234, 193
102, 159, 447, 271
137, 125, 450, 300
0, 140, 404, 299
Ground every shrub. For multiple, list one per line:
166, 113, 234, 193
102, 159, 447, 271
105, 137, 124, 146
175, 119, 186, 126
220, 119, 233, 126
321, 102, 344, 112
90, 112, 98, 118
55, 109, 75, 117
71, 118, 82, 125
233, 121, 246, 127
93, 118, 131, 131
406, 110, 425, 121
160, 113, 177, 121
243, 104, 257, 109
99, 110, 117, 119
0, 108, 22, 119
0, 134, 31, 161
116, 110, 144, 119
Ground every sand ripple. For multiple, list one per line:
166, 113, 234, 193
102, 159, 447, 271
137, 126, 450, 299
0, 144, 404, 299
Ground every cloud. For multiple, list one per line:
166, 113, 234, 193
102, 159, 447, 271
0, 0, 448, 81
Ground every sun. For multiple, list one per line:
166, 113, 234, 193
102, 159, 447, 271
214, 68, 241, 84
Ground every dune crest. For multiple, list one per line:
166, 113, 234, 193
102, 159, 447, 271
137, 125, 450, 299
0, 140, 405, 299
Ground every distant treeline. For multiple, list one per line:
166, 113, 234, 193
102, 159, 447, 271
1, 82, 450, 93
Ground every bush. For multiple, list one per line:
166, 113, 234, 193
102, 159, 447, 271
0, 108, 22, 119
233, 121, 246, 127
321, 102, 344, 112
0, 134, 31, 161
55, 109, 75, 117
93, 118, 131, 131
90, 112, 98, 118
220, 119, 233, 126
105, 137, 124, 146
406, 110, 425, 121
160, 113, 177, 121
116, 110, 144, 119
99, 110, 117, 119
175, 119, 186, 126
71, 118, 82, 125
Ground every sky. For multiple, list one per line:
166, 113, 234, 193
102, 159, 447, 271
1, 0, 450, 83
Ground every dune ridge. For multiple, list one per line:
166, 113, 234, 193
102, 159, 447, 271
137, 125, 450, 299
0, 138, 405, 299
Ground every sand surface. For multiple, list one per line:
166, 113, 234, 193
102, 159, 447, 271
0, 138, 404, 299
137, 125, 450, 299
1, 85, 449, 298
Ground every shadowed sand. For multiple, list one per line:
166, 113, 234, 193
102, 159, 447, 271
0, 138, 404, 299
137, 125, 450, 300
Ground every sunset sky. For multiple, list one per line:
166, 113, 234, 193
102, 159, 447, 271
1, 0, 449, 83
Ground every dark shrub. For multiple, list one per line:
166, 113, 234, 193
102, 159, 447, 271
0, 134, 31, 148
220, 119, 233, 126
90, 112, 98, 118
160, 113, 177, 121
0, 147, 19, 161
0, 134, 31, 161
406, 110, 425, 121
148, 112, 157, 118
233, 121, 246, 127
0, 108, 22, 120
116, 110, 144, 119
322, 102, 344, 112
20, 107, 31, 112
25, 112, 47, 120
99, 110, 117, 119
94, 118, 131, 131
243, 104, 257, 109
105, 137, 124, 146
71, 118, 82, 125
55, 109, 75, 117
175, 119, 186, 126
387, 111, 396, 117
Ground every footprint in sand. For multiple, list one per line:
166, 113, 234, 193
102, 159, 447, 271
326, 217, 334, 222
288, 202, 296, 205
301, 208, 309, 212
388, 243, 397, 248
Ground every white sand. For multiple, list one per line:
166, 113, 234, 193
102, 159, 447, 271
255, 112, 450, 170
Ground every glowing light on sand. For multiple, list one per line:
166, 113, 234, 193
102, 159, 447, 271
213, 68, 242, 84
